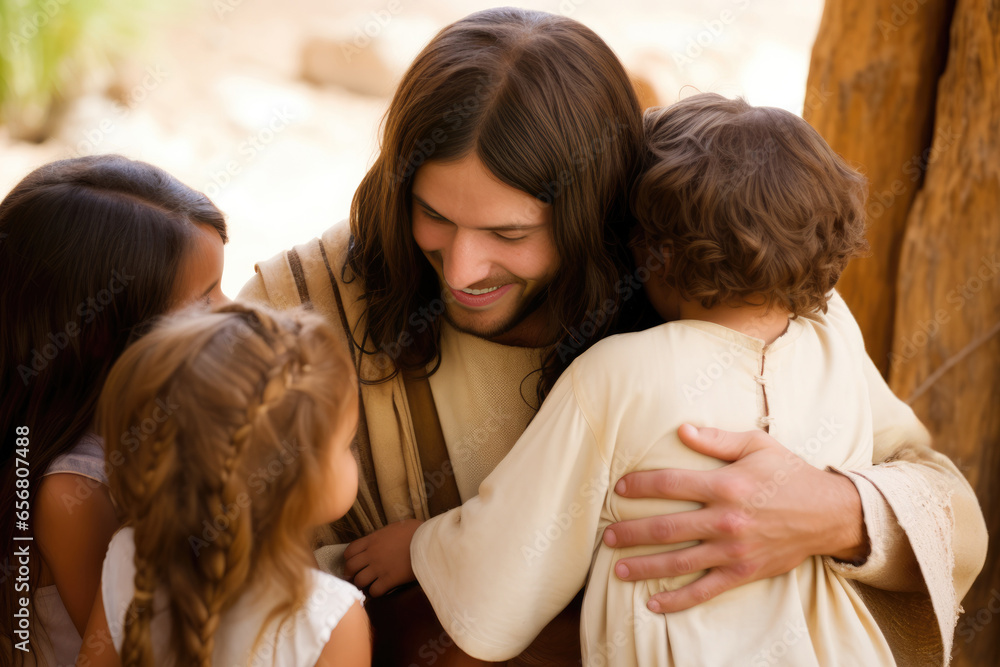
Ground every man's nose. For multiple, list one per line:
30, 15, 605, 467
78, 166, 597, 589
442, 229, 492, 290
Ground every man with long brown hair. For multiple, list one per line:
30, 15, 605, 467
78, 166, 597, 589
239, 7, 985, 665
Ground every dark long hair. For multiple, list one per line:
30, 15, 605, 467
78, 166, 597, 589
0, 154, 227, 663
347, 7, 645, 401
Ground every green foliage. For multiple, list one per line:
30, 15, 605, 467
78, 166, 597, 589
0, 0, 172, 141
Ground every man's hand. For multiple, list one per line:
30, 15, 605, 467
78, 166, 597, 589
602, 424, 867, 613
344, 519, 423, 597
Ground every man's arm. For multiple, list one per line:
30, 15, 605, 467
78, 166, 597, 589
602, 424, 867, 612
603, 289, 986, 614
822, 290, 986, 596
819, 352, 979, 594
603, 392, 985, 614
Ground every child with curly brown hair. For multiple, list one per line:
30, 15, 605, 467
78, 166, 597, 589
347, 93, 916, 665
78, 304, 370, 666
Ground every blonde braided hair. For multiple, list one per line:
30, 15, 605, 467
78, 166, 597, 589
118, 418, 176, 667
97, 303, 357, 666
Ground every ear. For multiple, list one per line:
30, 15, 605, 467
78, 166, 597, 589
647, 240, 673, 279
629, 235, 670, 276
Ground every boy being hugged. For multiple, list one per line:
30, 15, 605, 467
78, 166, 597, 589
345, 93, 924, 665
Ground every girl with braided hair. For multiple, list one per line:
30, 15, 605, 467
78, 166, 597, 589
78, 303, 369, 666
1, 154, 227, 666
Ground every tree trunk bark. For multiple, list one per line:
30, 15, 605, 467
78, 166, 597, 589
803, 0, 954, 374
888, 1, 1000, 664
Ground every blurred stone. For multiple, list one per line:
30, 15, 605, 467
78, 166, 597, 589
299, 8, 438, 98
105, 61, 150, 107
214, 75, 314, 131
301, 34, 397, 98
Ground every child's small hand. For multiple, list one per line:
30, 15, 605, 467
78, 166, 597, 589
343, 519, 423, 597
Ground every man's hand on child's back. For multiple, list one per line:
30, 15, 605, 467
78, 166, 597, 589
344, 519, 423, 597
602, 424, 867, 613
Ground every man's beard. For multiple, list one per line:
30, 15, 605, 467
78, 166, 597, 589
443, 287, 549, 342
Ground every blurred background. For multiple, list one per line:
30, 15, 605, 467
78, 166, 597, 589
2, 1, 997, 665
0, 0, 824, 296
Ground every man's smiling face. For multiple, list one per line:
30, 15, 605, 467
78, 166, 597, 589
410, 153, 560, 344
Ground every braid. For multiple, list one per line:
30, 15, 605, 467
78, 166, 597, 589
175, 422, 253, 665
99, 302, 354, 666
120, 552, 158, 667
176, 313, 302, 666
120, 420, 177, 667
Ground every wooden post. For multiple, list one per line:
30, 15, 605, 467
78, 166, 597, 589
806, 1, 998, 663
803, 0, 953, 375
888, 0, 1000, 663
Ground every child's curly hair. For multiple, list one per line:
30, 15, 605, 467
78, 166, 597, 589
631, 93, 869, 316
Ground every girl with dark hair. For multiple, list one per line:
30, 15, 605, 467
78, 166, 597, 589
0, 154, 228, 666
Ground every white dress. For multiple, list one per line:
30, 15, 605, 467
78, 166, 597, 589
102, 527, 364, 666
411, 293, 903, 666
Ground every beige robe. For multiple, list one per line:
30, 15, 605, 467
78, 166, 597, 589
411, 299, 913, 665
237, 219, 988, 666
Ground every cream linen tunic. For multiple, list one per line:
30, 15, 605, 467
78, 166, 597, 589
242, 221, 986, 664
411, 295, 897, 666
428, 320, 546, 502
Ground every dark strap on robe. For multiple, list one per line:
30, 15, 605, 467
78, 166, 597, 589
402, 373, 462, 517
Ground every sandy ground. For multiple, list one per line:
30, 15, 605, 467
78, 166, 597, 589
1, 0, 824, 297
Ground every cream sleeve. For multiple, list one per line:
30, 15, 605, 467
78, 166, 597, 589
824, 292, 986, 603
825, 351, 929, 591
410, 362, 611, 662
